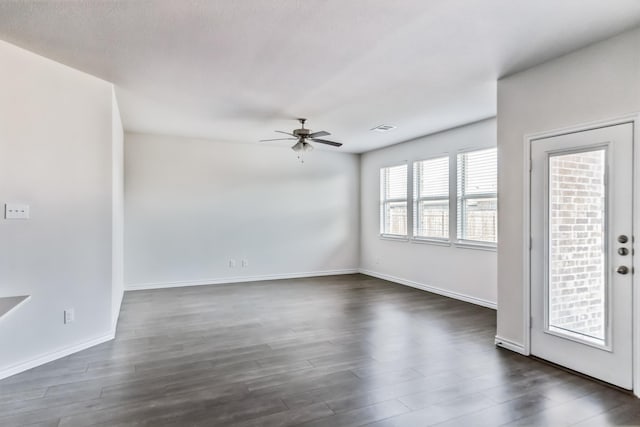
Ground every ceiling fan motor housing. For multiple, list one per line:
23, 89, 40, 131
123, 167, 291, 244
293, 128, 310, 137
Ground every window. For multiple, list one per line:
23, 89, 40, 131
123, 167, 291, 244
457, 148, 497, 243
413, 156, 449, 240
380, 164, 408, 236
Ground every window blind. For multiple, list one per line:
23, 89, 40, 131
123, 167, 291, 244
413, 156, 449, 239
457, 148, 497, 243
380, 164, 408, 236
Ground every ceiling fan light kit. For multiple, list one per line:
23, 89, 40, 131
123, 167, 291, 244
260, 118, 342, 162
291, 141, 313, 153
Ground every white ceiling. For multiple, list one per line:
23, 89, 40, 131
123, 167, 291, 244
1, 1, 640, 153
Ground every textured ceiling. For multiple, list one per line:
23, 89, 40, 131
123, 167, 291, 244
1, 1, 640, 153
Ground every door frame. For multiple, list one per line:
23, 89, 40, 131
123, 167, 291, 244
522, 113, 640, 396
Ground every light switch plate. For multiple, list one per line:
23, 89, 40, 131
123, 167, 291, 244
5, 204, 30, 219
64, 308, 75, 324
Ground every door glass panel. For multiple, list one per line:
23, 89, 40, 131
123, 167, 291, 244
548, 149, 607, 345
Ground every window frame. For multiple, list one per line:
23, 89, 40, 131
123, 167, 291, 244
412, 154, 451, 244
379, 163, 409, 239
456, 147, 498, 249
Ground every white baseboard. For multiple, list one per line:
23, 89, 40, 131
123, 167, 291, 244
0, 330, 115, 381
358, 269, 497, 310
125, 269, 360, 291
494, 335, 528, 355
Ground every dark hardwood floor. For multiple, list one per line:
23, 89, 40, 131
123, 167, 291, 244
0, 274, 638, 426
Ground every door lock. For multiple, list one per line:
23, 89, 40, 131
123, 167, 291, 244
617, 266, 630, 275
618, 247, 629, 256
618, 235, 629, 244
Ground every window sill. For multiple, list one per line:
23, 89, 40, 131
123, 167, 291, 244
454, 241, 497, 251
379, 234, 409, 242
411, 238, 451, 247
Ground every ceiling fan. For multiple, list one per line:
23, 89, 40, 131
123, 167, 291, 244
259, 118, 343, 155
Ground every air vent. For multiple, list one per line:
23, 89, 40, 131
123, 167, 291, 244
371, 124, 397, 132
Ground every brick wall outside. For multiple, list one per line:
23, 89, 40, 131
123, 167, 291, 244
549, 150, 606, 340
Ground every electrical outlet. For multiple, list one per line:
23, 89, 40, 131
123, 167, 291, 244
64, 308, 75, 324
228, 259, 236, 268
242, 259, 249, 268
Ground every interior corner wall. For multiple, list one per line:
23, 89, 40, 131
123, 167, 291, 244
359, 119, 497, 307
124, 133, 360, 289
0, 40, 116, 379
497, 28, 640, 347
111, 88, 124, 327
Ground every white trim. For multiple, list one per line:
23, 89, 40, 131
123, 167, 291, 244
525, 114, 640, 142
454, 241, 497, 252
358, 268, 496, 309
0, 330, 115, 381
494, 335, 527, 355
125, 269, 359, 291
379, 234, 409, 241
523, 113, 640, 393
633, 115, 640, 397
522, 127, 532, 355
111, 291, 123, 331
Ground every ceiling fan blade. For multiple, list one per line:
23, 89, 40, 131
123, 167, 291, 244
260, 138, 297, 142
275, 130, 296, 137
310, 138, 343, 147
308, 130, 330, 138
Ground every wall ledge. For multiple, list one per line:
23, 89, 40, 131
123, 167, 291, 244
0, 295, 30, 320
358, 268, 497, 309
125, 269, 360, 291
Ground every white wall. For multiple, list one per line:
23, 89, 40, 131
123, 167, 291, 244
360, 119, 497, 307
111, 89, 124, 326
0, 40, 117, 378
124, 133, 360, 289
497, 28, 640, 346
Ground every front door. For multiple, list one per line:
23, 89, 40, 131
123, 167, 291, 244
530, 123, 633, 389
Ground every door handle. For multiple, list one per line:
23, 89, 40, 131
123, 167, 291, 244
617, 266, 630, 275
